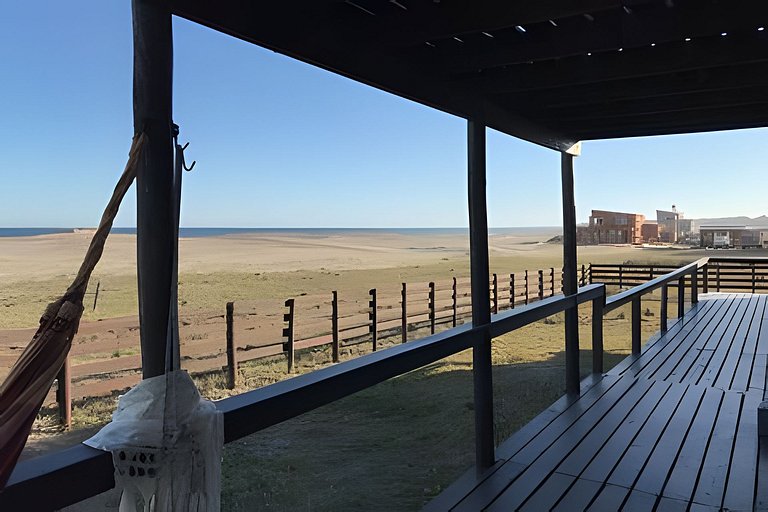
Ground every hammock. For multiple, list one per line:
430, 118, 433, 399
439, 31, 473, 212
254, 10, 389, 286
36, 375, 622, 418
0, 132, 222, 511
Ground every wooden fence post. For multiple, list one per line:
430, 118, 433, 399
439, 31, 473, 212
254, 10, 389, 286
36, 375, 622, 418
452, 277, 458, 327
226, 301, 237, 389
509, 273, 515, 309
550, 267, 555, 296
580, 265, 585, 287
401, 283, 408, 343
649, 266, 654, 281
492, 274, 498, 314
753, 263, 757, 293
716, 264, 721, 292
619, 264, 624, 289
588, 263, 593, 284
332, 291, 340, 361
92, 280, 100, 311
56, 357, 71, 428
429, 281, 436, 334
538, 270, 544, 300
524, 270, 529, 304
283, 299, 295, 372
369, 288, 378, 351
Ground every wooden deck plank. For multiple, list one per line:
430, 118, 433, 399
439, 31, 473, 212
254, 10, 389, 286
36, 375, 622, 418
620, 487, 660, 511
517, 472, 574, 511
721, 391, 761, 511
585, 482, 630, 511
658, 387, 724, 503
691, 390, 743, 507
729, 295, 766, 391
709, 295, 762, 390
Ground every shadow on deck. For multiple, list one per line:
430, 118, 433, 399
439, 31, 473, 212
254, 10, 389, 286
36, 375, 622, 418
427, 293, 768, 511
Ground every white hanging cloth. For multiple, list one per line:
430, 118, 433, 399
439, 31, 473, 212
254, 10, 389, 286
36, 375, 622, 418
84, 370, 223, 511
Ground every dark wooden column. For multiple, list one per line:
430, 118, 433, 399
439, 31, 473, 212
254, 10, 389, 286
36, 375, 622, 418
468, 120, 495, 471
132, 0, 175, 378
561, 152, 580, 395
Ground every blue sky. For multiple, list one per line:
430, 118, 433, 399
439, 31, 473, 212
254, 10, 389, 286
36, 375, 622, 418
1, 1, 765, 228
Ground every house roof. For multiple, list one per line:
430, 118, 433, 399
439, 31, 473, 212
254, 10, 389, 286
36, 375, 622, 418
170, 0, 768, 151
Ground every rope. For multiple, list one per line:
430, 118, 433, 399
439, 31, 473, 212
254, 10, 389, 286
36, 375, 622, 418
66, 133, 147, 299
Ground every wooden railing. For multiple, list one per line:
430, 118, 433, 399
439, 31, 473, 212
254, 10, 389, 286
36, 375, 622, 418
5, 256, 764, 509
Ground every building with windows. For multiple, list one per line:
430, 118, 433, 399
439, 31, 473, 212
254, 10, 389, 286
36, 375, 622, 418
700, 226, 768, 248
577, 209, 645, 245
657, 207, 680, 243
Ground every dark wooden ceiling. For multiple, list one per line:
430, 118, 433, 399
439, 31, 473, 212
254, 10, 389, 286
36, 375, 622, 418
170, 0, 768, 151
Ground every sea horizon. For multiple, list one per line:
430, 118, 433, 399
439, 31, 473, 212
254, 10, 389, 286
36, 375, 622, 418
0, 226, 562, 238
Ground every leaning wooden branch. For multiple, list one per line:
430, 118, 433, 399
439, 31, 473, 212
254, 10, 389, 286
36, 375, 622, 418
0, 133, 147, 489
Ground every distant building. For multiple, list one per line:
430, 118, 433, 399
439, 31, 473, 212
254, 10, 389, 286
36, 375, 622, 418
577, 210, 645, 245
700, 226, 768, 248
641, 222, 659, 243
657, 207, 680, 243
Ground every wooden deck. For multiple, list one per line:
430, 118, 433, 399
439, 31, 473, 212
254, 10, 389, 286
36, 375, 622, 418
427, 293, 768, 511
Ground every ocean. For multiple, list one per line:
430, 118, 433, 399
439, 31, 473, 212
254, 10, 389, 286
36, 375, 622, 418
0, 227, 560, 238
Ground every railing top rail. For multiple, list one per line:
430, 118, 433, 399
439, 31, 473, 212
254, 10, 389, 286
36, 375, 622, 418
1, 283, 606, 511
604, 258, 708, 312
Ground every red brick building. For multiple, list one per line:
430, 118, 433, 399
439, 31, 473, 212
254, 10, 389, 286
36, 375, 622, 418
577, 210, 646, 245
641, 222, 659, 243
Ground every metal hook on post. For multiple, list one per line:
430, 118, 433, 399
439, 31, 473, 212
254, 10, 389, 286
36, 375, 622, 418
180, 142, 196, 172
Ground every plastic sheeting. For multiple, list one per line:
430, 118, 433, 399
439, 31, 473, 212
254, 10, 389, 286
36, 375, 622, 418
85, 371, 223, 511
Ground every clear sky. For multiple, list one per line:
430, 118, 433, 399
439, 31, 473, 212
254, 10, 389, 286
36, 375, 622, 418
1, 1, 766, 229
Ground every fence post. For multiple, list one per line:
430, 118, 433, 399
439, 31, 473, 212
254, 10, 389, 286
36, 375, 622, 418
588, 263, 593, 284
283, 299, 295, 372
678, 277, 685, 318
56, 356, 71, 428
649, 266, 654, 281
580, 264, 586, 287
401, 283, 408, 343
632, 296, 641, 355
538, 270, 544, 300
369, 288, 378, 351
660, 284, 668, 333
524, 270, 530, 304
592, 296, 604, 374
332, 291, 340, 360
619, 265, 624, 289
550, 267, 555, 296
452, 277, 458, 327
702, 264, 709, 294
509, 273, 515, 309
492, 274, 499, 314
92, 280, 101, 311
753, 263, 757, 293
717, 264, 721, 292
226, 301, 237, 389
429, 281, 436, 334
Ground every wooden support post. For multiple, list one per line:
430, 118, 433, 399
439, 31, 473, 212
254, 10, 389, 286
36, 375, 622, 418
649, 266, 654, 281
631, 297, 641, 355
226, 301, 237, 389
509, 273, 515, 309
401, 283, 408, 343
678, 277, 685, 318
550, 267, 555, 296
428, 282, 436, 334
92, 281, 100, 311
588, 263, 593, 284
452, 277, 458, 327
619, 265, 624, 289
660, 284, 668, 333
331, 291, 340, 360
538, 270, 544, 300
467, 119, 494, 471
132, 0, 175, 379
561, 152, 580, 395
283, 299, 295, 372
717, 264, 721, 292
492, 274, 499, 314
524, 270, 529, 304
369, 288, 378, 351
753, 264, 757, 293
691, 269, 699, 304
702, 264, 709, 294
592, 297, 604, 374
56, 357, 71, 428
580, 265, 586, 287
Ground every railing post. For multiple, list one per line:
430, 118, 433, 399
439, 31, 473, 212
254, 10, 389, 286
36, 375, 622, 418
702, 264, 709, 294
369, 288, 378, 351
524, 270, 530, 304
401, 283, 407, 343
561, 152, 579, 395
550, 267, 556, 296
226, 301, 237, 389
691, 268, 699, 304
56, 357, 72, 428
538, 270, 544, 300
429, 281, 436, 334
678, 277, 685, 318
632, 296, 641, 355
492, 274, 499, 314
509, 273, 515, 309
592, 296, 604, 374
283, 298, 295, 372
660, 284, 668, 333
332, 291, 340, 360
452, 277, 458, 327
